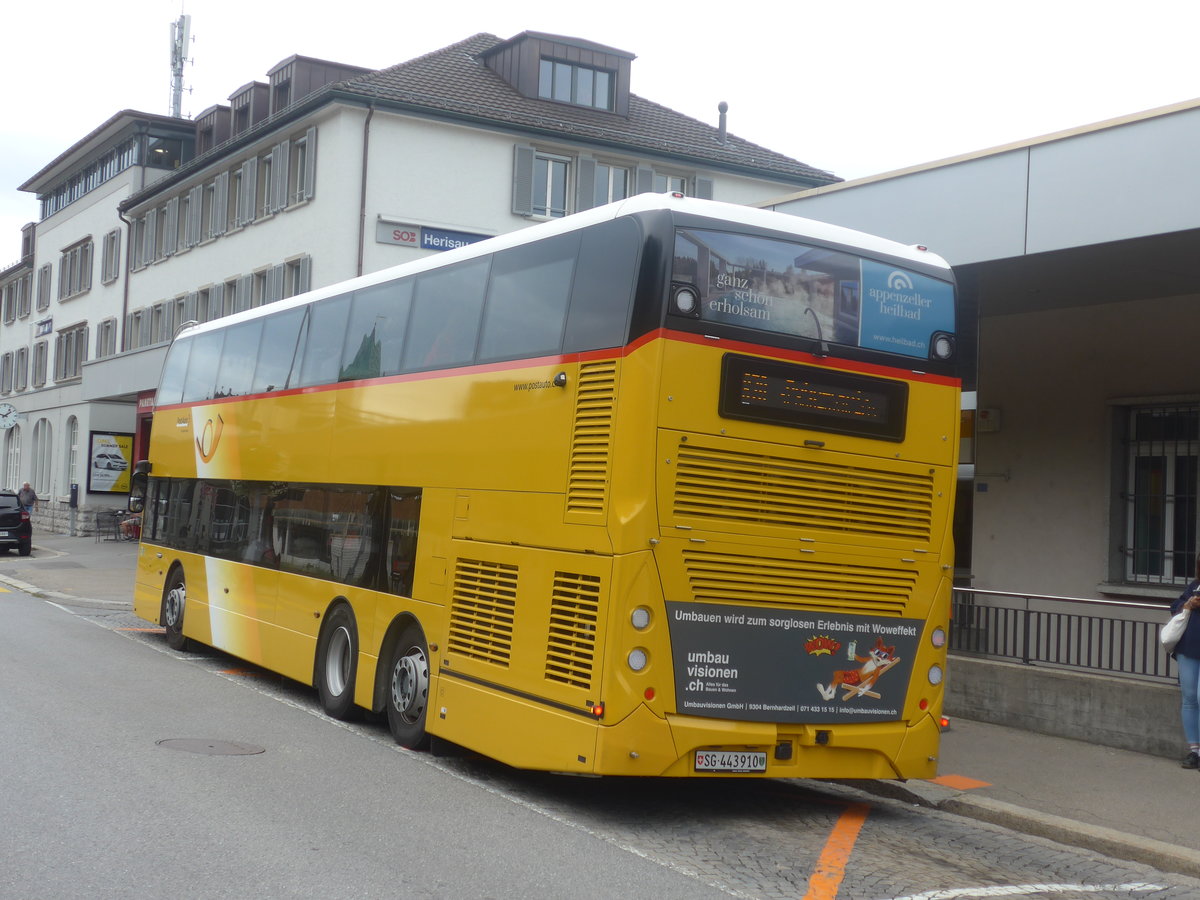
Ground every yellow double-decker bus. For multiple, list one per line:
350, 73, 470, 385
132, 194, 959, 778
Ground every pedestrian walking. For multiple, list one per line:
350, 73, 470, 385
1171, 557, 1200, 768
17, 482, 37, 514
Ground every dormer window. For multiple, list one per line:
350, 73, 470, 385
537, 58, 614, 111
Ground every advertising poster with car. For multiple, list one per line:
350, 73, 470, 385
88, 432, 133, 493
666, 601, 921, 724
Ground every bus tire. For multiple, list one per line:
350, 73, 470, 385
316, 604, 358, 720
162, 566, 190, 652
386, 624, 430, 750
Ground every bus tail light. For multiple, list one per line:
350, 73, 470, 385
927, 664, 944, 685
671, 285, 701, 318
930, 627, 946, 648
628, 648, 648, 672
930, 331, 955, 361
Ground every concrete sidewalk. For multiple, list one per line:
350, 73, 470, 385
3, 533, 1198, 877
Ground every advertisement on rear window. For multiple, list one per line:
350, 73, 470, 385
667, 601, 921, 723
672, 229, 954, 361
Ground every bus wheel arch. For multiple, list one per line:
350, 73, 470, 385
315, 599, 359, 720
162, 563, 191, 651
376, 615, 431, 750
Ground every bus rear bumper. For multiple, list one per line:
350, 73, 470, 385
594, 706, 941, 779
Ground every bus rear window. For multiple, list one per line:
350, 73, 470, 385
673, 229, 954, 362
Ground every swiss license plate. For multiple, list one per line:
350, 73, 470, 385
695, 750, 767, 773
0, 531, 9, 538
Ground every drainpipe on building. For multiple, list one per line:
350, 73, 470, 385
356, 99, 377, 278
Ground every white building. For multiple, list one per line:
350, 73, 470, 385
1, 31, 838, 534
766, 100, 1200, 604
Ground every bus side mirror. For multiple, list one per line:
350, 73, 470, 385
129, 460, 151, 514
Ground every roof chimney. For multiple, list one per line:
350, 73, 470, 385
717, 101, 728, 145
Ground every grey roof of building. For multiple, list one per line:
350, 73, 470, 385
345, 33, 839, 187
118, 31, 839, 211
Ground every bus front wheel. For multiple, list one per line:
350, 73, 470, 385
162, 567, 190, 651
386, 625, 430, 750
316, 604, 359, 720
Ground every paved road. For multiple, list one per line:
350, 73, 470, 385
3, 533, 1200, 897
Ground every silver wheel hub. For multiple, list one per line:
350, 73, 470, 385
324, 625, 352, 696
391, 646, 428, 723
165, 585, 185, 629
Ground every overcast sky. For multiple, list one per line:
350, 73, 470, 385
3, 0, 1198, 256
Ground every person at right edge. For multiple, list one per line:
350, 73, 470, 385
1172, 565, 1200, 769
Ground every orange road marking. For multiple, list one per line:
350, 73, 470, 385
803, 801, 869, 900
221, 669, 267, 677
929, 774, 992, 790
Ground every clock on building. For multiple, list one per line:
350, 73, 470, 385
0, 403, 17, 430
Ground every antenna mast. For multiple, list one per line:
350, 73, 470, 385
169, 13, 191, 118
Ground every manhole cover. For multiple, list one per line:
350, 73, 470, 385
156, 738, 265, 756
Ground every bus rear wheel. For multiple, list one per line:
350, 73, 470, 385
163, 567, 190, 651
386, 625, 430, 750
316, 605, 358, 720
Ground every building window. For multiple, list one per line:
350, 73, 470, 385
534, 153, 570, 218
594, 163, 629, 207
284, 257, 311, 298
654, 173, 687, 194
223, 278, 239, 317
36, 265, 51, 312
14, 348, 27, 392
32, 340, 48, 387
65, 415, 79, 491
229, 169, 244, 230
2, 281, 15, 324
16, 273, 31, 318
126, 308, 152, 351
201, 182, 215, 240
538, 59, 613, 110
153, 204, 168, 260
258, 152, 273, 218
13, 349, 27, 391
31, 418, 51, 496
0, 353, 11, 393
146, 135, 184, 170
101, 230, 122, 283
1123, 403, 1199, 585
96, 318, 118, 358
5, 425, 20, 491
291, 127, 316, 203
54, 324, 88, 381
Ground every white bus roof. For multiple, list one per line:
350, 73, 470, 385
176, 194, 951, 341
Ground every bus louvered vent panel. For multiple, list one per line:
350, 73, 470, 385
544, 572, 601, 689
674, 445, 935, 542
566, 361, 617, 516
448, 559, 518, 666
684, 550, 916, 615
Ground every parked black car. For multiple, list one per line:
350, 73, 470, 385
0, 491, 32, 556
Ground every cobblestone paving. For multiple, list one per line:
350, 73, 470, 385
108, 615, 1200, 900
458, 769, 1200, 900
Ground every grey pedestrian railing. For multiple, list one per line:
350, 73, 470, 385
950, 587, 1178, 683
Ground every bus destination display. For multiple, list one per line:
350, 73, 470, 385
719, 354, 907, 441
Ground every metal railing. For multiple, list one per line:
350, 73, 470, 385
950, 587, 1178, 683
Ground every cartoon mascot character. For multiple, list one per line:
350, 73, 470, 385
817, 638, 900, 701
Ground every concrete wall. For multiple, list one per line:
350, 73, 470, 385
946, 655, 1181, 758
973, 293, 1199, 599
